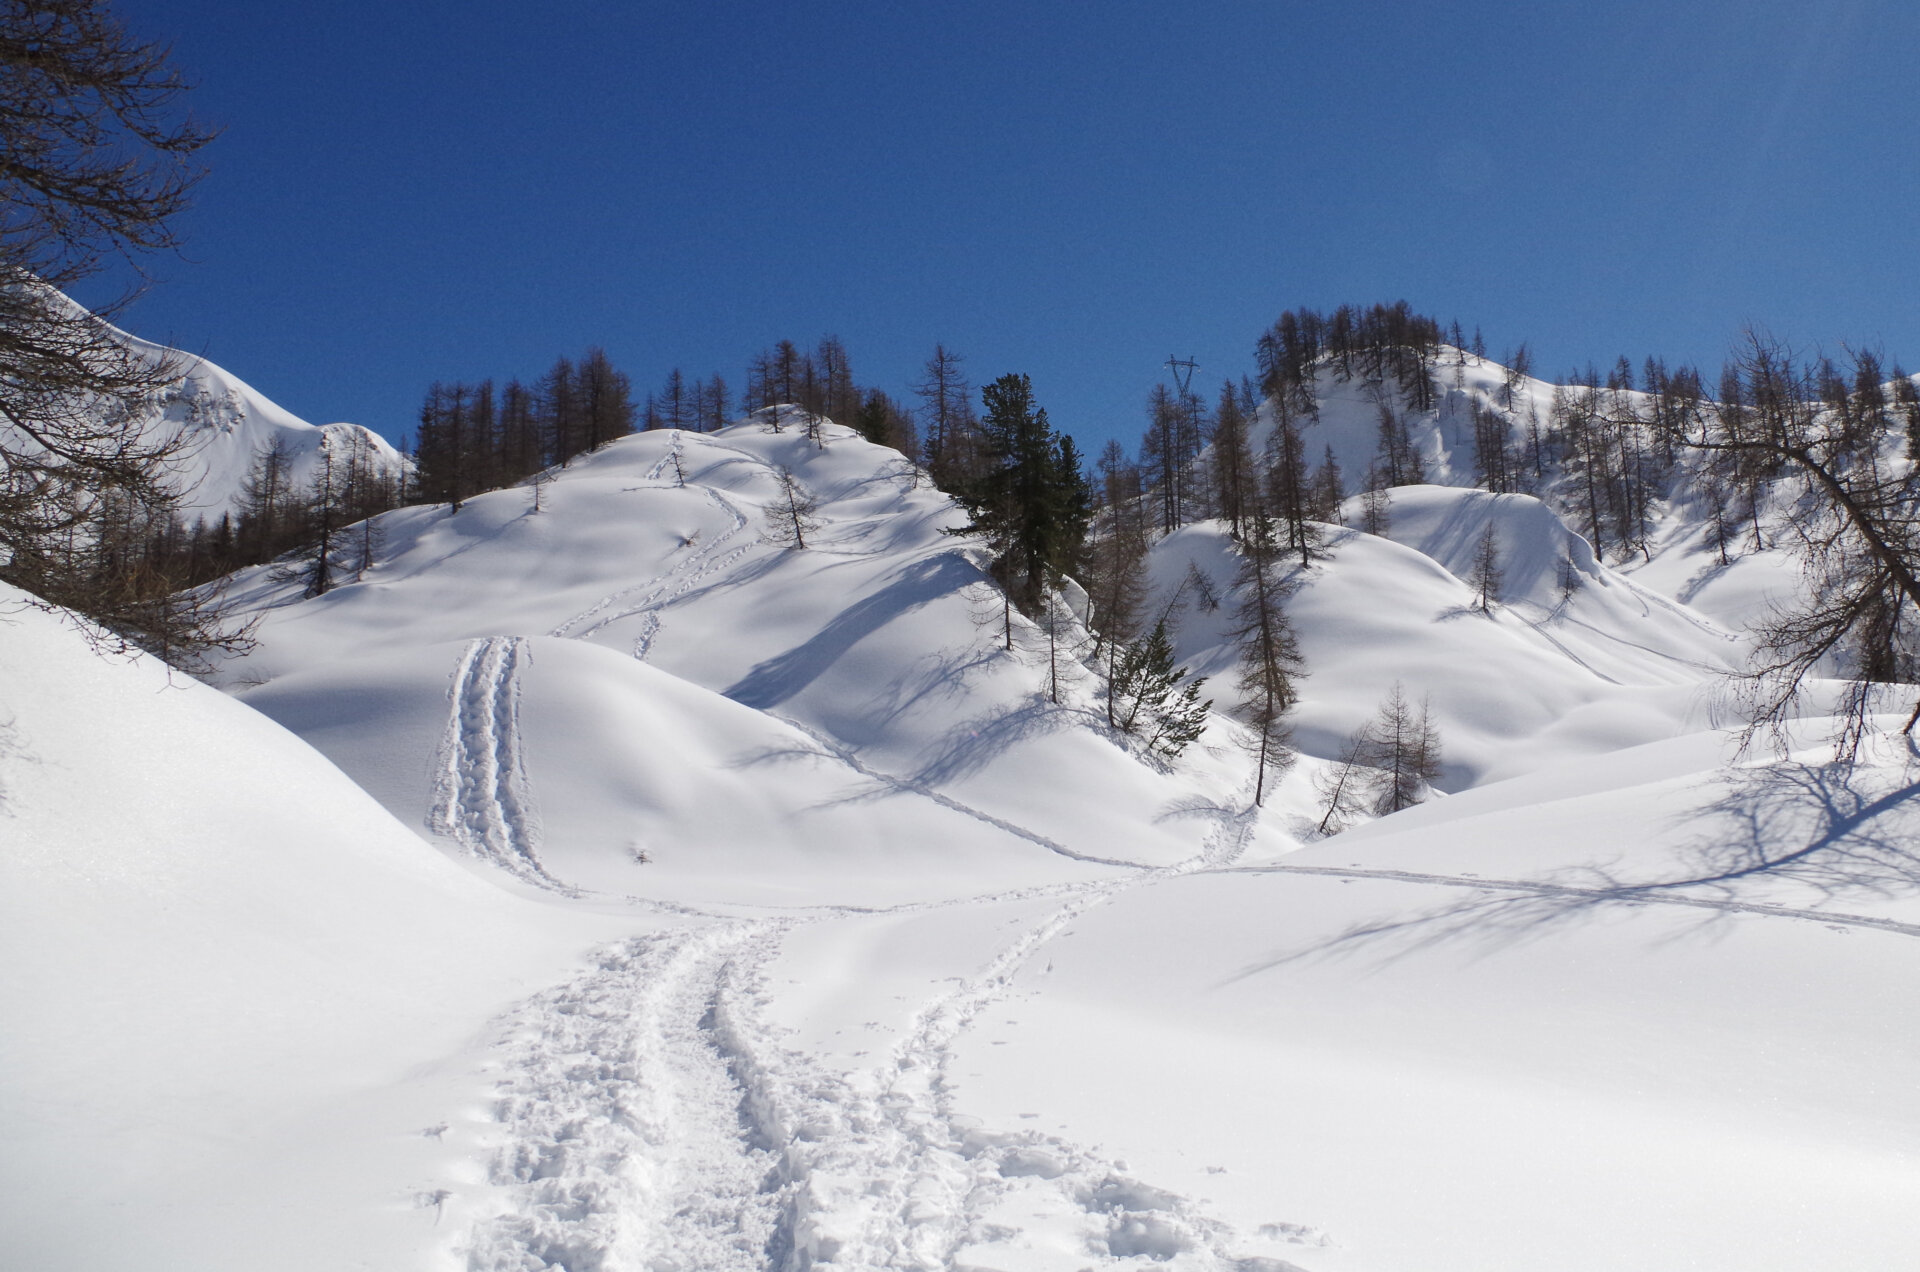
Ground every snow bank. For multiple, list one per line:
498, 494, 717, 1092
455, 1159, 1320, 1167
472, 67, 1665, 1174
0, 588, 630, 1271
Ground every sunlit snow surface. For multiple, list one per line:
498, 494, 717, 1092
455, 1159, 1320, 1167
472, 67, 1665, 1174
6, 402, 1920, 1270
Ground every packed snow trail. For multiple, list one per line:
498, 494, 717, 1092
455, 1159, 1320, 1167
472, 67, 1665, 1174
427, 637, 571, 893
467, 922, 791, 1272
693, 784, 1301, 1271
457, 782, 1315, 1271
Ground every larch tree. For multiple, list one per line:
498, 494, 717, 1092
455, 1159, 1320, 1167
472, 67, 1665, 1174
763, 465, 818, 549
1468, 519, 1502, 612
1364, 682, 1442, 815
1083, 439, 1150, 663
1265, 394, 1319, 566
1210, 380, 1255, 540
914, 344, 981, 492
576, 347, 635, 452
1312, 725, 1376, 836
1229, 505, 1306, 804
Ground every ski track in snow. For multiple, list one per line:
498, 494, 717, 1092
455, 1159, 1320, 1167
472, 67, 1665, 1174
428, 636, 574, 894
548, 485, 754, 650
1223, 862, 1920, 938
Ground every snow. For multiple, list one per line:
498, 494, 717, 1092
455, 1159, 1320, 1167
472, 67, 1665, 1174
0, 587, 640, 1270
7, 379, 1920, 1270
53, 314, 408, 518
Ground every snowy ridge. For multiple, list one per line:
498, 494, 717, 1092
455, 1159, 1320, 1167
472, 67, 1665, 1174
127, 327, 409, 517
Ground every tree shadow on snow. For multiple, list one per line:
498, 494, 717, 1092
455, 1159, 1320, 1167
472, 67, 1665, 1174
722, 552, 979, 711
1227, 745, 1920, 977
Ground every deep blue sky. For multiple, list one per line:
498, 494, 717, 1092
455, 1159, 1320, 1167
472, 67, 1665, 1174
107, 0, 1920, 458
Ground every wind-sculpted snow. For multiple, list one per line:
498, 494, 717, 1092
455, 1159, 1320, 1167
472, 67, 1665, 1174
1149, 484, 1747, 786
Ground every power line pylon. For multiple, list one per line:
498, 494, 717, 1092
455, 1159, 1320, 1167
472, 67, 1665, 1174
1166, 355, 1198, 398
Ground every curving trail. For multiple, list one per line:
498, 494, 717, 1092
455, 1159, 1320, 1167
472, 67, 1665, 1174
684, 780, 1289, 1271
551, 487, 755, 654
448, 441, 1328, 1266
456, 771, 1322, 1270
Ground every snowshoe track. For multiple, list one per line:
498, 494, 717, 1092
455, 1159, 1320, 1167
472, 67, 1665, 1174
691, 779, 1296, 1270
467, 923, 791, 1272
428, 636, 570, 892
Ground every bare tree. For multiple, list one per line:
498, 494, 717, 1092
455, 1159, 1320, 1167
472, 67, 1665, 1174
0, 1, 238, 662
1229, 507, 1305, 803
915, 343, 979, 492
1364, 682, 1442, 815
1468, 520, 1502, 612
1313, 725, 1375, 835
1663, 331, 1920, 756
763, 465, 818, 549
1210, 380, 1255, 539
1359, 463, 1390, 536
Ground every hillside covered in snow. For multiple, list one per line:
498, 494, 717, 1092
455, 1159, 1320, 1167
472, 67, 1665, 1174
123, 326, 408, 519
7, 337, 1920, 1272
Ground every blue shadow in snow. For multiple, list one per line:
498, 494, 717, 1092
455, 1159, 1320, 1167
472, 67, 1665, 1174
724, 552, 978, 711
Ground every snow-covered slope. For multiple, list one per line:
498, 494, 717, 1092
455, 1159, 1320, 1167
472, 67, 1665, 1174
13, 371, 1920, 1270
3, 297, 408, 518
137, 333, 408, 517
216, 416, 1275, 906
0, 587, 638, 1271
1148, 484, 1750, 788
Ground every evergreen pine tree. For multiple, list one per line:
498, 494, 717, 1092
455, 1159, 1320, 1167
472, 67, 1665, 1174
1107, 617, 1212, 759
954, 373, 1090, 617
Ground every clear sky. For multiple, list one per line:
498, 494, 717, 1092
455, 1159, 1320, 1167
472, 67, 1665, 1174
108, 0, 1920, 460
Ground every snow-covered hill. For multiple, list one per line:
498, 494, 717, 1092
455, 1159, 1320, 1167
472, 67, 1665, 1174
8, 371, 1920, 1271
217, 416, 1265, 905
4, 299, 409, 519
134, 331, 408, 517
0, 586, 632, 1269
